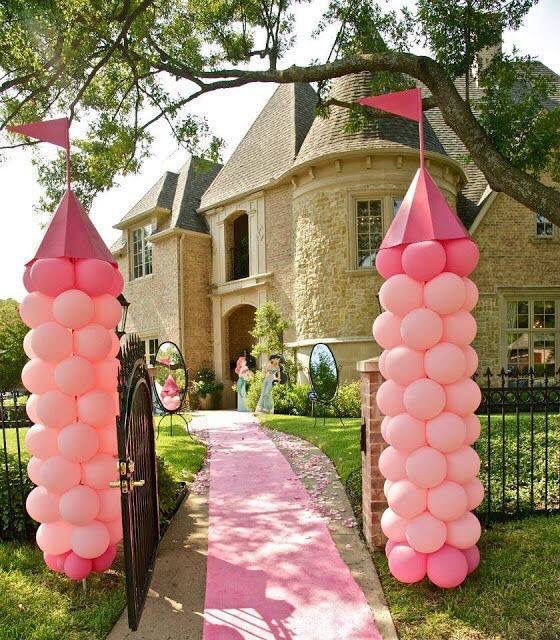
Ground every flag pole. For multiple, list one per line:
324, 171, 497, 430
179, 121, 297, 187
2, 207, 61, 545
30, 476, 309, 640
65, 119, 71, 191
418, 89, 425, 171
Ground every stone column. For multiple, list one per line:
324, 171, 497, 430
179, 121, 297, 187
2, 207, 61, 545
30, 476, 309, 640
357, 357, 387, 549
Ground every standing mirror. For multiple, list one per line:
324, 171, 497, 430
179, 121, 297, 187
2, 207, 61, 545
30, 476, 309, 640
152, 341, 190, 437
308, 343, 344, 426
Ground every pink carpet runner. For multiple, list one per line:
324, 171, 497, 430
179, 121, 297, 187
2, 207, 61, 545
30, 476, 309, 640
202, 413, 381, 640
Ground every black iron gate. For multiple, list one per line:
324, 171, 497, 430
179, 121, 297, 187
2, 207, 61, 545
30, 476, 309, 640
116, 335, 160, 631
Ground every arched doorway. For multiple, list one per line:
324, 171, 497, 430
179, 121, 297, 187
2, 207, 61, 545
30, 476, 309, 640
223, 304, 256, 407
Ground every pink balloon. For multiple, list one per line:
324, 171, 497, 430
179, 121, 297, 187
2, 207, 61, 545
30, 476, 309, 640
376, 380, 405, 417
385, 346, 425, 387
30, 258, 75, 297
36, 390, 76, 429
383, 479, 394, 499
379, 274, 424, 316
400, 308, 443, 350
97, 488, 121, 522
64, 552, 92, 581
25, 424, 59, 459
380, 508, 409, 542
406, 446, 447, 489
462, 545, 480, 574
426, 412, 467, 453
463, 346, 478, 377
71, 520, 110, 559
40, 456, 81, 493
446, 446, 481, 484
93, 294, 122, 329
73, 323, 112, 362
442, 311, 477, 346
424, 272, 466, 315
446, 511, 481, 549
58, 422, 99, 462
27, 456, 43, 485
464, 413, 481, 445
105, 517, 123, 545
19, 292, 54, 328
462, 277, 479, 311
386, 413, 426, 452
23, 330, 36, 358
36, 521, 72, 555
77, 389, 115, 427
445, 378, 482, 416
26, 486, 60, 523
406, 511, 447, 553
444, 238, 479, 277
59, 485, 100, 525
82, 453, 119, 490
52, 289, 94, 329
55, 356, 96, 396
23, 266, 36, 292
385, 539, 398, 558
92, 543, 117, 573
424, 343, 467, 385
372, 312, 402, 350
380, 416, 391, 441
95, 358, 120, 392
402, 241, 446, 282
404, 378, 446, 420
376, 246, 405, 279
388, 544, 427, 584
379, 446, 408, 482
108, 267, 125, 296
427, 481, 468, 521
30, 322, 72, 363
463, 477, 485, 510
44, 551, 68, 573
109, 331, 121, 358
21, 359, 56, 395
427, 544, 468, 588
26, 394, 41, 424
75, 259, 115, 297
388, 480, 427, 519
98, 427, 118, 456
378, 350, 389, 379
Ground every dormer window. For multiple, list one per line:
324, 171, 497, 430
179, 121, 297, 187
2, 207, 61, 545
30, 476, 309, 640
131, 223, 153, 279
536, 213, 553, 238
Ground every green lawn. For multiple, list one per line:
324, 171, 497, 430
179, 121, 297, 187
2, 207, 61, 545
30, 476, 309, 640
154, 415, 206, 483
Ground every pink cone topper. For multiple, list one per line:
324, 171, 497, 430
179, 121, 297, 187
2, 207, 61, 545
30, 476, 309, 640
361, 89, 483, 588
13, 117, 124, 581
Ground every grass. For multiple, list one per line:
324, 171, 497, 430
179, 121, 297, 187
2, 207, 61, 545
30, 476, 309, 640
154, 414, 206, 482
260, 413, 560, 640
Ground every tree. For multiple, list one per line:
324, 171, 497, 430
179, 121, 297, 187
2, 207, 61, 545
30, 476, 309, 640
0, 299, 28, 390
250, 302, 289, 359
1, 0, 559, 225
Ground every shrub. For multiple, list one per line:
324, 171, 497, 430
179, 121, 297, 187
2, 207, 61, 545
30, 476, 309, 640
192, 366, 223, 398
0, 452, 35, 538
335, 382, 361, 418
246, 370, 264, 412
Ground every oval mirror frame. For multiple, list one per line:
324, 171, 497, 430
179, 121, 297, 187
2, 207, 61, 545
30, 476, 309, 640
309, 342, 339, 403
152, 341, 188, 414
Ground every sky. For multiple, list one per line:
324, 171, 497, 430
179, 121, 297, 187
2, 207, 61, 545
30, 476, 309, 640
1, 0, 559, 302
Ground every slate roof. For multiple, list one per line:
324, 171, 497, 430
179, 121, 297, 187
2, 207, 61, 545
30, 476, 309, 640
118, 171, 179, 224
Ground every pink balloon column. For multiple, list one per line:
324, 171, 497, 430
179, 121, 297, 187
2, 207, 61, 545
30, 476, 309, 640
21, 258, 123, 581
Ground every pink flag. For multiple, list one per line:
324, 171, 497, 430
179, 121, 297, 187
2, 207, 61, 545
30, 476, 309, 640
357, 88, 422, 122
8, 117, 69, 150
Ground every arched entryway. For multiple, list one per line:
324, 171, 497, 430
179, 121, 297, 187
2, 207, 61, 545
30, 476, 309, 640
223, 304, 257, 406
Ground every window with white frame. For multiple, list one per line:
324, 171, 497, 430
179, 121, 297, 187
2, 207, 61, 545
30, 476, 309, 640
355, 199, 383, 268
131, 224, 153, 279
536, 213, 553, 238
145, 338, 159, 366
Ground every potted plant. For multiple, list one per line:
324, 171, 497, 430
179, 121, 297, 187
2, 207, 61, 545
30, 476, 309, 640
192, 366, 224, 409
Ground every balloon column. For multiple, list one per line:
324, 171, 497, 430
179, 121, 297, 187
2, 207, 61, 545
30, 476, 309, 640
11, 118, 124, 581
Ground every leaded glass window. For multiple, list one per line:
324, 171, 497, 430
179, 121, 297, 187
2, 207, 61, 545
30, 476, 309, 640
356, 199, 382, 268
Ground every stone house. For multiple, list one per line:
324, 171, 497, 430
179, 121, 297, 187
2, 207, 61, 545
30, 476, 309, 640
112, 64, 560, 407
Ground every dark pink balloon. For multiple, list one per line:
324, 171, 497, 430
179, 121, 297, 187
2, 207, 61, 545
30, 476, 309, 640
23, 266, 36, 292
402, 241, 446, 282
75, 259, 115, 297
462, 545, 480, 574
375, 246, 404, 279
92, 543, 117, 573
44, 551, 69, 573
108, 267, 125, 297
30, 258, 75, 297
64, 552, 93, 580
444, 238, 480, 277
427, 544, 468, 588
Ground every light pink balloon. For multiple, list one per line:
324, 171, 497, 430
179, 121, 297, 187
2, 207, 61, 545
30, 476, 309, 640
19, 292, 54, 328
98, 427, 118, 456
400, 308, 443, 350
59, 485, 100, 525
55, 356, 96, 396
380, 416, 391, 442
36, 521, 72, 555
427, 481, 468, 521
97, 488, 121, 522
109, 331, 121, 358
64, 552, 92, 581
21, 359, 56, 395
23, 330, 36, 358
444, 238, 479, 277
388, 480, 427, 519
372, 311, 402, 350
92, 543, 117, 573
376, 380, 405, 417
26, 486, 60, 523
73, 323, 112, 362
58, 422, 99, 462
378, 350, 389, 379
27, 456, 43, 485
25, 424, 59, 459
380, 508, 409, 542
30, 322, 72, 363
52, 289, 94, 329
77, 389, 115, 427
463, 477, 485, 510
375, 246, 404, 278
463, 346, 478, 377
93, 294, 122, 329
385, 346, 425, 387
44, 551, 69, 573
424, 342, 467, 385
379, 274, 424, 316
426, 412, 467, 453
30, 258, 75, 297
23, 266, 36, 293
427, 544, 468, 588
82, 453, 119, 490
26, 394, 41, 424
379, 446, 408, 482
386, 413, 426, 452
446, 511, 481, 549
95, 358, 120, 392
383, 479, 394, 499
424, 272, 466, 315
406, 511, 447, 553
402, 241, 446, 282
75, 259, 115, 297
404, 378, 446, 420
462, 277, 479, 311
462, 545, 480, 574
385, 539, 398, 558
108, 266, 125, 296
388, 544, 427, 584
464, 413, 481, 445
406, 446, 447, 489
71, 520, 110, 559
445, 378, 482, 416
446, 446, 481, 484
442, 311, 477, 346
105, 517, 123, 545
36, 390, 76, 429
40, 456, 81, 493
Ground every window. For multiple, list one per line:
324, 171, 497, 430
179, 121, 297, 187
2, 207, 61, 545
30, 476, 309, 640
393, 198, 403, 217
131, 224, 153, 279
356, 199, 382, 268
145, 338, 159, 366
536, 214, 553, 238
505, 299, 558, 378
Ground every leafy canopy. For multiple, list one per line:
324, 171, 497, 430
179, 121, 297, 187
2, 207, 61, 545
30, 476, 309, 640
251, 302, 289, 359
